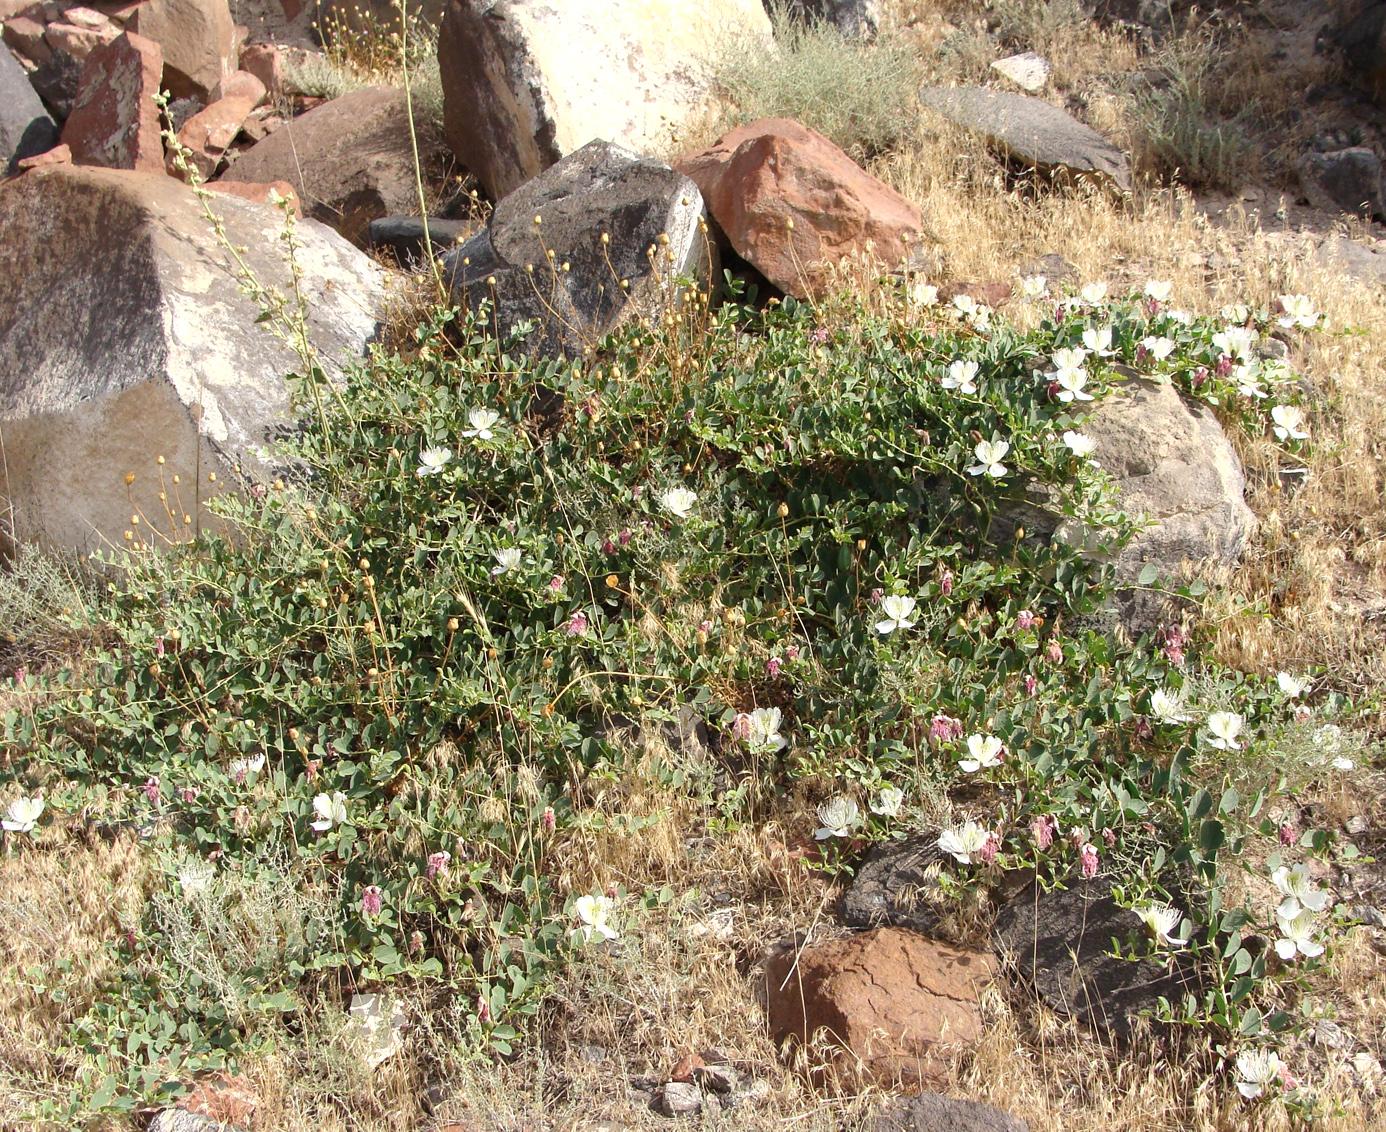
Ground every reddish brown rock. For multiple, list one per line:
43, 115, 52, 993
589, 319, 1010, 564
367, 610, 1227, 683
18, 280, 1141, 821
237, 41, 284, 97
676, 117, 926, 298
129, 0, 236, 100
61, 31, 164, 174
205, 177, 300, 215
17, 142, 72, 170
180, 1071, 259, 1126
43, 18, 120, 61
212, 65, 266, 104
4, 15, 54, 64
170, 71, 264, 179
764, 928, 995, 1089
226, 86, 446, 245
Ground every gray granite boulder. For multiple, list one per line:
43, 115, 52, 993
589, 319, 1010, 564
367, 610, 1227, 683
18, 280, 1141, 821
1298, 146, 1384, 220
0, 165, 385, 551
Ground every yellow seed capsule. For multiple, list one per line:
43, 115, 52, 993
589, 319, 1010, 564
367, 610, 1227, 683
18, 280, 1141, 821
367, 667, 379, 678
487, 647, 498, 660
856, 538, 867, 550
786, 217, 795, 231
156, 455, 166, 465
124, 473, 136, 486
543, 656, 554, 669
447, 617, 459, 632
533, 214, 542, 226
208, 472, 217, 483
600, 232, 610, 245
131, 515, 140, 525
606, 574, 619, 589
359, 559, 369, 571
777, 502, 789, 518
173, 474, 181, 484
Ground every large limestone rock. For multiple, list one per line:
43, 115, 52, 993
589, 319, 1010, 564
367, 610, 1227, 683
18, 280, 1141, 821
0, 165, 385, 551
920, 86, 1131, 192
129, 0, 237, 101
226, 87, 442, 246
1, 39, 58, 173
676, 117, 926, 297
763, 928, 995, 1088
437, 0, 774, 199
443, 139, 710, 359
60, 31, 165, 173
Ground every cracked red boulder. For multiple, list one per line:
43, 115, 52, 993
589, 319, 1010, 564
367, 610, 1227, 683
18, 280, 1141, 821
764, 927, 995, 1089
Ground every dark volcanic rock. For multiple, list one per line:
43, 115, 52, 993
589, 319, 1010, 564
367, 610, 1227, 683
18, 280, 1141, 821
840, 837, 945, 935
442, 139, 711, 359
993, 875, 1197, 1038
367, 216, 471, 267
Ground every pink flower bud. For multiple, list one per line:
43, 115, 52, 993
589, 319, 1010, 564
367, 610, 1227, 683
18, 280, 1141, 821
1046, 380, 1062, 400
1079, 842, 1100, 878
979, 831, 1001, 865
1215, 354, 1233, 377
477, 994, 491, 1024
698, 619, 713, 635
179, 787, 198, 804
1135, 718, 1153, 741
565, 611, 589, 636
1024, 674, 1038, 696
602, 538, 616, 555
619, 529, 632, 546
155, 636, 166, 657
1046, 640, 1063, 665
731, 713, 751, 741
361, 885, 384, 916
427, 851, 451, 879
785, 644, 800, 661
1102, 827, 1117, 847
409, 929, 424, 954
1031, 814, 1056, 850
541, 805, 556, 832
939, 569, 954, 596
1293, 705, 1311, 723
549, 574, 564, 592
1278, 822, 1297, 847
1191, 366, 1209, 387
143, 777, 161, 805
766, 657, 782, 679
1015, 609, 1036, 630
870, 587, 885, 603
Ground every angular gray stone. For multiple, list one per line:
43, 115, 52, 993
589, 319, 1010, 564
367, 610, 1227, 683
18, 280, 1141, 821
367, 215, 471, 267
920, 86, 1131, 192
438, 0, 773, 199
652, 1080, 703, 1116
872, 1093, 1029, 1132
772, 0, 881, 38
1, 42, 58, 172
1315, 236, 1386, 286
840, 836, 945, 935
994, 875, 1197, 1039
1298, 147, 1384, 220
0, 165, 385, 551
443, 140, 711, 359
